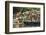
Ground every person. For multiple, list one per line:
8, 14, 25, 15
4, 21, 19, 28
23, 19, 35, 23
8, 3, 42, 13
15, 12, 24, 27
15, 12, 21, 28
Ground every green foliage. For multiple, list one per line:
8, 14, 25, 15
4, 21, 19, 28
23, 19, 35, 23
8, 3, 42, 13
19, 7, 40, 13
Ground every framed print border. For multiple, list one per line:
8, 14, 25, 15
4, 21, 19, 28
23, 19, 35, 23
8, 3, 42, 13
5, 1, 45, 34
